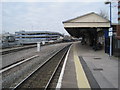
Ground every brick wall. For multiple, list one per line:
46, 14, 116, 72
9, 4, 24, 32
118, 1, 120, 23
116, 25, 120, 39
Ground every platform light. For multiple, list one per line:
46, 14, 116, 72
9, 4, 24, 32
105, 1, 112, 57
105, 1, 111, 4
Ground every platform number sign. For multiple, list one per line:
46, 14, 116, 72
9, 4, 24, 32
109, 28, 113, 37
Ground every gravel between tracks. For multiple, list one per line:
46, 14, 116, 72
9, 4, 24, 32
16, 45, 69, 89
2, 43, 70, 69
2, 43, 70, 88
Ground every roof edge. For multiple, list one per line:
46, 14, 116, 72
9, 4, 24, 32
63, 12, 110, 23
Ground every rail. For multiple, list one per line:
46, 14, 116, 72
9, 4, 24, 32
0, 55, 39, 73
12, 44, 71, 90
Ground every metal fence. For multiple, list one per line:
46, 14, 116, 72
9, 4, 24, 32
113, 36, 120, 57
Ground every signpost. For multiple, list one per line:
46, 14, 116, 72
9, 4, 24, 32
109, 28, 113, 56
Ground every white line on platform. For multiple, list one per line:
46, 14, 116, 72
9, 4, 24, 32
56, 44, 72, 89
0, 55, 39, 73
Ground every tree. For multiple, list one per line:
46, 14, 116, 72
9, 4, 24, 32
99, 10, 109, 19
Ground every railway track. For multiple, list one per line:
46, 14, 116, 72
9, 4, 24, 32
0, 55, 39, 73
0, 42, 66, 55
11, 44, 71, 90
1, 43, 71, 89
2, 43, 70, 70
0, 45, 36, 55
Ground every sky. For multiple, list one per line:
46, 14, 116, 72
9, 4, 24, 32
0, 0, 118, 35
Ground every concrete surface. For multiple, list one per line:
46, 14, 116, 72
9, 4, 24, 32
61, 44, 78, 88
61, 42, 119, 89
75, 42, 119, 88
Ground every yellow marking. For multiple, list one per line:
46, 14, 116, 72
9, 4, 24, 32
73, 45, 91, 89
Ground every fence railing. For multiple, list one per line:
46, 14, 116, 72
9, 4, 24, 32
113, 36, 120, 57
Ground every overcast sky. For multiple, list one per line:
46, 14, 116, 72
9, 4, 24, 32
1, 0, 118, 35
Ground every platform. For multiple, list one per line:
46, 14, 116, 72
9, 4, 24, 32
60, 42, 119, 89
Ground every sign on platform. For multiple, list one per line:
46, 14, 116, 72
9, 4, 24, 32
109, 32, 113, 36
109, 28, 113, 32
109, 28, 113, 37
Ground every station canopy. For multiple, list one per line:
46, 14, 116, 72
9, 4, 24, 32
63, 12, 110, 38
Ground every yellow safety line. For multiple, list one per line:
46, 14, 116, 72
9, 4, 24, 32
73, 45, 91, 89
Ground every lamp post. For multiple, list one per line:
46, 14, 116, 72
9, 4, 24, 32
105, 1, 112, 26
105, 1, 112, 56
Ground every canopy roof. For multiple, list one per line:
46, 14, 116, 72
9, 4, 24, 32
63, 12, 110, 28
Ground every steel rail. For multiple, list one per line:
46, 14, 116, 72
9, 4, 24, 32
12, 44, 70, 90
0, 55, 39, 73
1, 45, 36, 55
44, 45, 69, 89
56, 44, 72, 89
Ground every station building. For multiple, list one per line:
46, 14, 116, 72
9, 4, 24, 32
63, 12, 110, 51
63, 10, 120, 57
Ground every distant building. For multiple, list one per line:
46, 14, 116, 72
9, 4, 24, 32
2, 33, 15, 42
117, 1, 120, 39
118, 1, 120, 23
63, 35, 72, 42
116, 1, 120, 39
15, 31, 63, 44
112, 1, 120, 57
0, 33, 17, 48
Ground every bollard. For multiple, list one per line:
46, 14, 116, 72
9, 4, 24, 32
42, 41, 45, 45
37, 42, 41, 52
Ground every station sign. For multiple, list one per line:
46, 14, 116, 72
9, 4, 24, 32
109, 32, 113, 36
109, 28, 113, 32
109, 28, 113, 37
